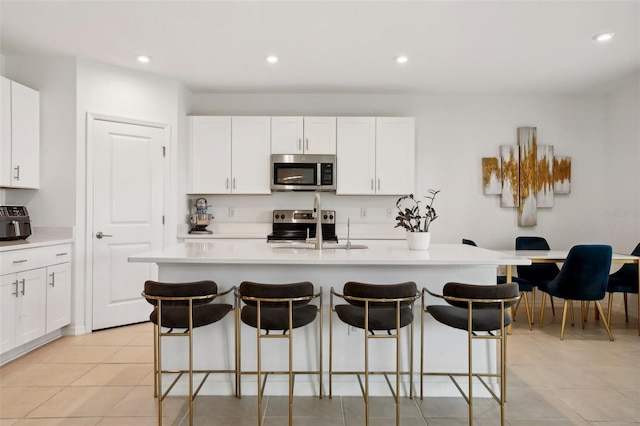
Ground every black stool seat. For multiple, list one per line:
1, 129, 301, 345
427, 305, 512, 331
335, 281, 417, 332
151, 304, 232, 329
145, 280, 233, 328
239, 281, 317, 331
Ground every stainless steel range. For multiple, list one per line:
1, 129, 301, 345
267, 209, 338, 243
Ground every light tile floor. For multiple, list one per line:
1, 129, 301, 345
1, 302, 639, 425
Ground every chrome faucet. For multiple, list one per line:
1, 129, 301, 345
307, 193, 323, 250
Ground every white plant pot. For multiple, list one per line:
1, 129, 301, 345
406, 232, 431, 250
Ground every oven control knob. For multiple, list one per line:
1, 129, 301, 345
281, 214, 286, 220
329, 215, 333, 219
274, 214, 279, 219
323, 214, 328, 220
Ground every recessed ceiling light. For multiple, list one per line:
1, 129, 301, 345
394, 55, 409, 64
136, 55, 151, 63
592, 32, 615, 42
266, 55, 279, 64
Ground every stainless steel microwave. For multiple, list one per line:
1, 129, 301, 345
270, 154, 336, 191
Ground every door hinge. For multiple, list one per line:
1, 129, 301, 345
162, 146, 166, 157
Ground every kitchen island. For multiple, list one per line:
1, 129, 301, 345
129, 240, 529, 397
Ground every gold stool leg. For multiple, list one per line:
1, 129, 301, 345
288, 300, 293, 426
364, 301, 370, 426
157, 303, 163, 426
256, 302, 262, 426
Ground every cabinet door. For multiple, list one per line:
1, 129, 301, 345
0, 274, 18, 353
10, 81, 40, 189
303, 117, 336, 155
0, 76, 11, 186
189, 116, 232, 193
271, 117, 303, 154
14, 268, 47, 346
231, 117, 271, 194
336, 117, 376, 195
46, 263, 71, 333
375, 117, 415, 195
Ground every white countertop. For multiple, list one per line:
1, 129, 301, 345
129, 240, 531, 266
0, 227, 74, 252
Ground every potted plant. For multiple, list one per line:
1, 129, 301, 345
395, 189, 440, 250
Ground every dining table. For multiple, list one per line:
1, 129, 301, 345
502, 249, 640, 335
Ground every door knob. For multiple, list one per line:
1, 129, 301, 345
96, 231, 113, 239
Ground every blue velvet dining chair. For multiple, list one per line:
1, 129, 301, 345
462, 239, 533, 328
607, 243, 640, 326
537, 245, 614, 340
515, 236, 560, 319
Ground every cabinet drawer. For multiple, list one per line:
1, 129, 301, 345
0, 247, 46, 274
40, 244, 72, 265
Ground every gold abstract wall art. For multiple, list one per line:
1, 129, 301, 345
482, 157, 502, 195
499, 146, 519, 207
553, 156, 572, 194
483, 127, 571, 227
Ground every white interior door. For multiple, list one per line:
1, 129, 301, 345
92, 119, 165, 330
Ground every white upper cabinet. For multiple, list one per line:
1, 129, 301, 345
336, 117, 376, 194
375, 117, 415, 195
0, 77, 40, 189
271, 116, 304, 154
271, 116, 336, 155
337, 117, 415, 195
231, 116, 271, 194
189, 116, 232, 194
189, 116, 271, 194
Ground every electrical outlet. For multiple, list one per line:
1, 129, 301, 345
360, 208, 367, 219
228, 207, 235, 218
386, 207, 394, 219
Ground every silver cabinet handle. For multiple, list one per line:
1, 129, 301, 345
20, 279, 26, 296
377, 179, 381, 191
13, 259, 28, 264
371, 179, 374, 190
226, 178, 229, 189
49, 272, 55, 287
56, 252, 68, 256
298, 138, 302, 151
14, 165, 20, 181
12, 280, 19, 297
305, 138, 309, 151
233, 178, 236, 189
96, 232, 113, 239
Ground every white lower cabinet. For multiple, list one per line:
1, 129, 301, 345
0, 243, 71, 356
45, 262, 71, 333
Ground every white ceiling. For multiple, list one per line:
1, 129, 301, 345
1, 0, 639, 95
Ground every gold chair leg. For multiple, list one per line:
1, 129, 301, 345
521, 291, 532, 329
607, 293, 614, 325
420, 292, 425, 399
539, 293, 546, 325
623, 292, 629, 322
595, 301, 615, 341
329, 300, 333, 399
560, 300, 569, 340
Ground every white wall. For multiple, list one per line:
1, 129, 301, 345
187, 93, 608, 250
604, 75, 640, 254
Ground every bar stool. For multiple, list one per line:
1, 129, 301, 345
421, 282, 519, 426
330, 281, 419, 426
235, 281, 322, 426
142, 280, 235, 426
